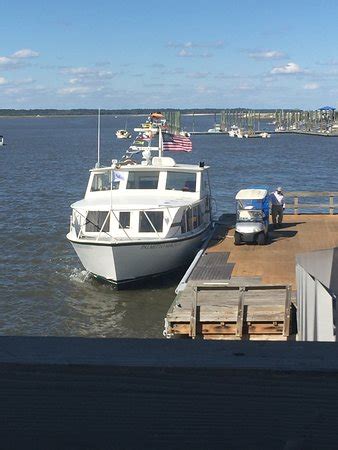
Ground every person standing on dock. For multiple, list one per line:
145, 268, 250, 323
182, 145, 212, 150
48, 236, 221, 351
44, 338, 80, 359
270, 187, 285, 228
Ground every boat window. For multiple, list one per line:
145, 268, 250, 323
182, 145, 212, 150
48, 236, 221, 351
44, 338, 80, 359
85, 211, 109, 232
181, 205, 201, 233
139, 211, 163, 232
166, 172, 196, 192
186, 208, 193, 230
181, 212, 187, 233
119, 212, 130, 229
193, 205, 202, 228
201, 172, 210, 195
127, 171, 159, 189
91, 172, 119, 192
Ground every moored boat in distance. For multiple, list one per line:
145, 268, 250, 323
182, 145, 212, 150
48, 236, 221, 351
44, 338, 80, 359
116, 129, 132, 139
228, 125, 243, 138
67, 127, 212, 286
0, 135, 4, 146
243, 131, 271, 139
207, 124, 223, 133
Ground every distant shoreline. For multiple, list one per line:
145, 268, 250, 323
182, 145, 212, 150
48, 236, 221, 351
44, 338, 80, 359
0, 109, 283, 119
0, 113, 148, 119
0, 112, 276, 119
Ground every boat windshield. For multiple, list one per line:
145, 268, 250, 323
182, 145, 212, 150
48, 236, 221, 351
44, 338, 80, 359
91, 171, 120, 191
126, 171, 159, 189
166, 171, 196, 192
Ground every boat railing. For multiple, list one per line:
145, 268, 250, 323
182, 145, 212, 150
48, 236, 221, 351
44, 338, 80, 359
70, 198, 208, 243
70, 209, 119, 242
284, 191, 338, 214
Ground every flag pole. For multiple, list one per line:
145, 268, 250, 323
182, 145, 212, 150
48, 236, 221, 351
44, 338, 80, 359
96, 108, 101, 167
158, 126, 163, 158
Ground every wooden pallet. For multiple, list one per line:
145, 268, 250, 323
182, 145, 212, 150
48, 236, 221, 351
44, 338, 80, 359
165, 284, 295, 340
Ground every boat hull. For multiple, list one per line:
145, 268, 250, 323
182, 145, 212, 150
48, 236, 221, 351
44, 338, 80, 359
68, 226, 212, 285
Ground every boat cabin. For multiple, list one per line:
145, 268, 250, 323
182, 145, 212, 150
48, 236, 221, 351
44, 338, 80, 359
69, 158, 211, 242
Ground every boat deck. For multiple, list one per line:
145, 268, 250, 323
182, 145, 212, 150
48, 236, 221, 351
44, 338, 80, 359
164, 214, 338, 340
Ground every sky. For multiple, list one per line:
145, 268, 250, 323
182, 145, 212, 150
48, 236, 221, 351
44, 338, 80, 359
1, 0, 338, 109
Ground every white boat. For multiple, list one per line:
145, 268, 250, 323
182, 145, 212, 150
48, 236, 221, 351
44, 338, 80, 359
67, 129, 213, 286
207, 124, 222, 133
116, 129, 132, 139
0, 136, 4, 146
260, 132, 271, 138
228, 126, 243, 138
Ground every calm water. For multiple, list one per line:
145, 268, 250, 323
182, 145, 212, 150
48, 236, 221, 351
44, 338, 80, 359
0, 115, 337, 337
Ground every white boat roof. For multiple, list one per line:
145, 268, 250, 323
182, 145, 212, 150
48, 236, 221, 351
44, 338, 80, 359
236, 189, 268, 200
71, 194, 194, 210
90, 162, 209, 173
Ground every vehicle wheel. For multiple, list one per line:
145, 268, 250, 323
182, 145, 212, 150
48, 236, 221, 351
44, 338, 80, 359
257, 232, 266, 245
234, 231, 241, 245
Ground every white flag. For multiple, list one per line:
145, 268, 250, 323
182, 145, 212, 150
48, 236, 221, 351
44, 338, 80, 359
113, 171, 126, 182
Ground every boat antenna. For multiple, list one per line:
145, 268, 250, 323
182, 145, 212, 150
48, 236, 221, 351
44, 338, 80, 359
96, 108, 101, 168
158, 126, 163, 158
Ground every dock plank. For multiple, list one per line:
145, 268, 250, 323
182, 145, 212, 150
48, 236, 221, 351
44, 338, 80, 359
207, 215, 338, 290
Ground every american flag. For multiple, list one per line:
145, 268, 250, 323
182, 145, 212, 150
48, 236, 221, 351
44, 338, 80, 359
162, 132, 192, 152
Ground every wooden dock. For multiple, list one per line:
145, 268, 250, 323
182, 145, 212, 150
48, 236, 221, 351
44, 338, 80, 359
165, 212, 338, 340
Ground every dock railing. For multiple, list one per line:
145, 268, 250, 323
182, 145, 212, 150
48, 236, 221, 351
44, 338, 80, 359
284, 191, 338, 214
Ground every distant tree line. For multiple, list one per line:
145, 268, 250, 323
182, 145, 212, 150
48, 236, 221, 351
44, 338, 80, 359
0, 108, 302, 117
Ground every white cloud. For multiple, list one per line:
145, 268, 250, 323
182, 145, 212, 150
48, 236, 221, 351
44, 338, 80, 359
249, 50, 286, 60
160, 67, 184, 76
178, 49, 192, 57
238, 83, 254, 91
304, 82, 319, 90
177, 49, 212, 58
194, 85, 217, 94
61, 66, 116, 79
0, 56, 19, 68
58, 86, 103, 95
0, 48, 39, 69
58, 86, 91, 95
168, 40, 224, 49
61, 66, 92, 75
59, 66, 117, 94
271, 62, 303, 74
11, 49, 39, 58
187, 72, 209, 79
169, 40, 221, 58
0, 76, 7, 84
316, 59, 338, 66
5, 83, 46, 94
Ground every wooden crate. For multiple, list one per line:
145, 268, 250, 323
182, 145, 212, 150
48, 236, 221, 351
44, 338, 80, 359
165, 284, 295, 340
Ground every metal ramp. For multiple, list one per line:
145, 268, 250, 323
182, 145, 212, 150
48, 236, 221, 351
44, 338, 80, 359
188, 252, 234, 281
